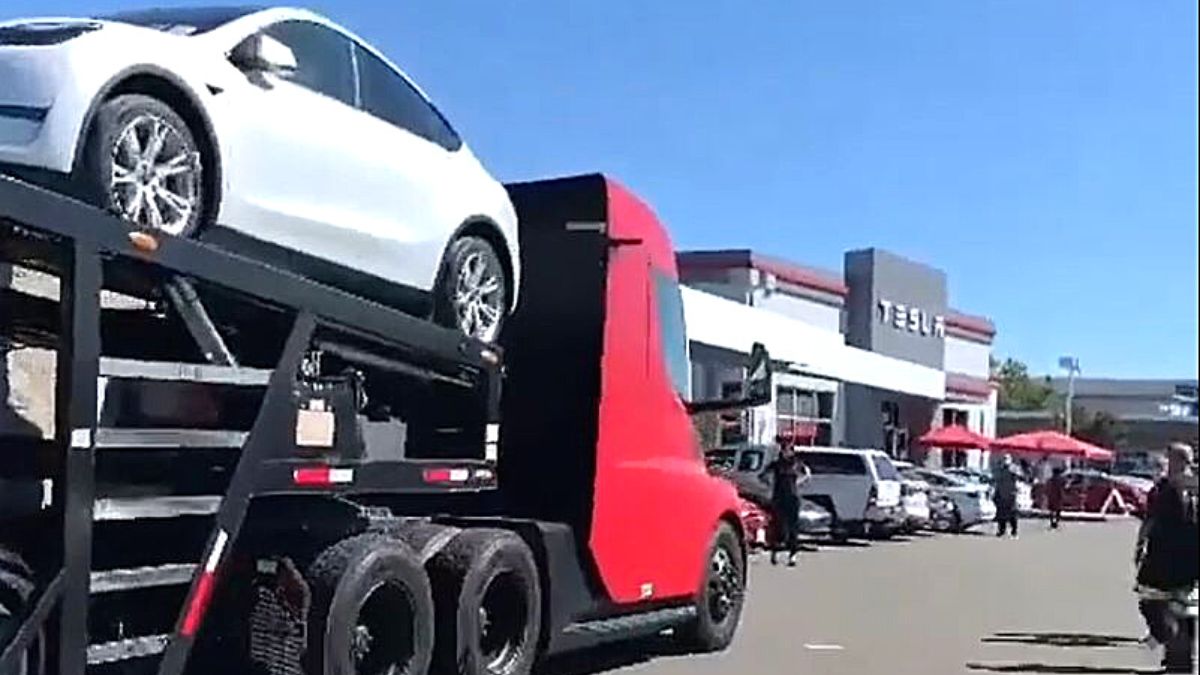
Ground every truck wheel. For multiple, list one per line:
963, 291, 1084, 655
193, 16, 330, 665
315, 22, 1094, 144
304, 534, 434, 675
681, 522, 745, 653
427, 529, 541, 675
0, 549, 45, 675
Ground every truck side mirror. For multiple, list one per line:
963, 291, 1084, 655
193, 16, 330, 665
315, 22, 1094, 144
743, 342, 772, 407
685, 342, 773, 414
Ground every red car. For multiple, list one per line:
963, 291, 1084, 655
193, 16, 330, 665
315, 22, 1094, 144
737, 498, 772, 550
1033, 470, 1150, 515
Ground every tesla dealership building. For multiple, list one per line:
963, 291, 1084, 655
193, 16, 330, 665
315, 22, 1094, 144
679, 248, 998, 470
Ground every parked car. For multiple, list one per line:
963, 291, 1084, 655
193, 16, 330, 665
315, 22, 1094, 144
738, 497, 770, 550
0, 7, 519, 341
946, 466, 1034, 515
1031, 469, 1150, 515
902, 467, 996, 532
791, 448, 904, 539
891, 461, 932, 532
706, 446, 836, 538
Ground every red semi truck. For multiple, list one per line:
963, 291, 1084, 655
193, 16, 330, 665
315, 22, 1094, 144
0, 172, 770, 675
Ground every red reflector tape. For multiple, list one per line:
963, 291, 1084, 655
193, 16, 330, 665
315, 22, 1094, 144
181, 571, 215, 637
293, 466, 354, 486
422, 468, 471, 484
181, 529, 229, 637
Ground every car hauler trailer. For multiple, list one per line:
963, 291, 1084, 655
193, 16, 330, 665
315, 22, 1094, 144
0, 172, 769, 675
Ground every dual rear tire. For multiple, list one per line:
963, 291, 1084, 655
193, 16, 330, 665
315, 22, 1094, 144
304, 529, 540, 675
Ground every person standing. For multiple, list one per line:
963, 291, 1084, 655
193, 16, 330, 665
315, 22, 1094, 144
761, 436, 810, 567
1134, 443, 1198, 673
993, 454, 1020, 538
1046, 466, 1066, 529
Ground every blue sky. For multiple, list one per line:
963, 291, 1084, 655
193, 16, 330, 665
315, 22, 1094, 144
6, 1, 1198, 378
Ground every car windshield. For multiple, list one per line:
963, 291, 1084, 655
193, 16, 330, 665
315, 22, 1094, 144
871, 455, 900, 480
98, 6, 261, 36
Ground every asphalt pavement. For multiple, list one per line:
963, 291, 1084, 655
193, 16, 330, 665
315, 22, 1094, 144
541, 518, 1190, 675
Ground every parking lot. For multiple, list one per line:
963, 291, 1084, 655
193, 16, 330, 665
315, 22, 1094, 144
542, 519, 1177, 675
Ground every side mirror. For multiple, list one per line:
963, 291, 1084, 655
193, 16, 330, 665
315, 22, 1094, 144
743, 342, 773, 407
230, 33, 297, 74
685, 342, 774, 414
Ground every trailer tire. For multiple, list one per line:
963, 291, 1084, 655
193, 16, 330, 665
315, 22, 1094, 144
427, 529, 541, 675
0, 551, 45, 675
304, 534, 434, 675
680, 522, 745, 653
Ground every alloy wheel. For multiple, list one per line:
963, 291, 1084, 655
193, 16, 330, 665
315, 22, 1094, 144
452, 250, 504, 342
109, 113, 200, 235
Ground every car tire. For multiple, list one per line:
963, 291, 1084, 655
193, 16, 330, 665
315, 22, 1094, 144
427, 528, 541, 675
0, 548, 45, 675
80, 94, 205, 237
680, 522, 745, 653
303, 534, 434, 675
433, 235, 509, 343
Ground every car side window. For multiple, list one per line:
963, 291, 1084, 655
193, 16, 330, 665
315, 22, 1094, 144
738, 450, 764, 472
262, 20, 355, 105
353, 44, 463, 151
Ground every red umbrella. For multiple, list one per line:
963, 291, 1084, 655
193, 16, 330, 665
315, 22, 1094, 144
1083, 443, 1115, 462
991, 430, 1109, 458
917, 425, 992, 450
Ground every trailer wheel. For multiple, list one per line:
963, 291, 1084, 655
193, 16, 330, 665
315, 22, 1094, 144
680, 522, 745, 653
0, 550, 45, 675
427, 529, 541, 675
304, 534, 434, 675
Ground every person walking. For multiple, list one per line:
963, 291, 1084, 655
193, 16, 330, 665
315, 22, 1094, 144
993, 454, 1020, 538
1046, 466, 1065, 529
1134, 442, 1198, 673
761, 436, 810, 567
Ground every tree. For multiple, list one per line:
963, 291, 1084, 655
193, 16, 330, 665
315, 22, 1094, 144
1072, 408, 1126, 449
992, 357, 1060, 412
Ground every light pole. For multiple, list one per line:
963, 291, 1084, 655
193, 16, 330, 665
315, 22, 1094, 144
1058, 356, 1081, 435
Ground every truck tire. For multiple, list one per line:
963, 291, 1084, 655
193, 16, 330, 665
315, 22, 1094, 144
0, 549, 45, 675
427, 529, 541, 675
680, 522, 745, 653
304, 534, 434, 675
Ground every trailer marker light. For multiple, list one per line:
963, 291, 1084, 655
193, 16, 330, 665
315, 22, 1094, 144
422, 468, 471, 484
128, 230, 159, 253
181, 529, 228, 637
293, 466, 355, 487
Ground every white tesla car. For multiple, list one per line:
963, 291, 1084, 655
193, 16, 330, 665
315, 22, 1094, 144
0, 6, 519, 342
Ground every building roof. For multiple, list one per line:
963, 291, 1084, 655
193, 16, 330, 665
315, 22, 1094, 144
1048, 378, 1199, 399
945, 310, 996, 338
676, 249, 848, 297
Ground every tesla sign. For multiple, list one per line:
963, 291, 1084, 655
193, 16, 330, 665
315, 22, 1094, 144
878, 299, 945, 338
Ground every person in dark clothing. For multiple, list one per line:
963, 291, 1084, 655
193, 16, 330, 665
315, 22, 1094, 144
993, 455, 1020, 538
1134, 443, 1198, 673
1046, 466, 1065, 529
761, 436, 810, 567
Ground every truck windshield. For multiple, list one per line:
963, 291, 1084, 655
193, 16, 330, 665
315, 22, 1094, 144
652, 269, 691, 400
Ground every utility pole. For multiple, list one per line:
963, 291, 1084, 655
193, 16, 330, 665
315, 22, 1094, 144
1058, 356, 1080, 435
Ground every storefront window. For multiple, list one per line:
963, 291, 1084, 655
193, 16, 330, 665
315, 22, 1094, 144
777, 386, 833, 446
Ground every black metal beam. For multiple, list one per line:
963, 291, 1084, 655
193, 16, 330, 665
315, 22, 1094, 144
0, 176, 497, 371
155, 312, 315, 675
54, 244, 102, 675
